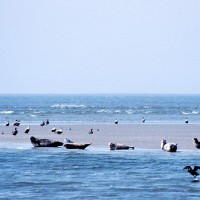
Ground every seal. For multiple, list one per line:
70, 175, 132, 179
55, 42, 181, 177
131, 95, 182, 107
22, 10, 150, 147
108, 142, 134, 150
161, 139, 177, 152
30, 136, 63, 147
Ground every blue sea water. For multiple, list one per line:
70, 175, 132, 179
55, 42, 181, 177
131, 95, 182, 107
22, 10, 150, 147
1, 146, 200, 200
0, 94, 200, 125
1, 95, 200, 199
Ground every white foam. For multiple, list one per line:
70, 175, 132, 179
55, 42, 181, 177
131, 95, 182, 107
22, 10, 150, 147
126, 110, 134, 115
114, 110, 121, 113
192, 111, 199, 114
0, 110, 14, 114
181, 111, 199, 115
50, 104, 87, 109
97, 109, 112, 113
30, 114, 36, 117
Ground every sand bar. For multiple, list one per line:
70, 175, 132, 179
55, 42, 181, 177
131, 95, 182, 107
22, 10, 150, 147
0, 124, 200, 150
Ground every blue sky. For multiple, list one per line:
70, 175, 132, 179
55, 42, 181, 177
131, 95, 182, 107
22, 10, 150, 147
0, 0, 200, 94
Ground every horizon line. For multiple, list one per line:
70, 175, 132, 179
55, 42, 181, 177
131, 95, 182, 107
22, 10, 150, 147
0, 93, 200, 96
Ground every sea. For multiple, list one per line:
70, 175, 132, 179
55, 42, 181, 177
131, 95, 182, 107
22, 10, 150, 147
1, 94, 200, 199
0, 94, 200, 125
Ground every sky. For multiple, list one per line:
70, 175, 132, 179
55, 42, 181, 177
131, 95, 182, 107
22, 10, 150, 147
0, 0, 200, 94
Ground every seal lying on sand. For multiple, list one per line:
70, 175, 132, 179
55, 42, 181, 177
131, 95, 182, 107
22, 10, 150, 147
30, 136, 63, 147
161, 139, 177, 152
193, 138, 200, 149
108, 142, 134, 150
64, 143, 91, 150
63, 138, 91, 150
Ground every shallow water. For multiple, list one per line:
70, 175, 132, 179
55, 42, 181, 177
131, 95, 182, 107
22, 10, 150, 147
1, 145, 200, 199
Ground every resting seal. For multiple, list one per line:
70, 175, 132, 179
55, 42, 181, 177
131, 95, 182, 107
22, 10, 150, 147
161, 139, 177, 152
30, 136, 63, 147
108, 142, 134, 150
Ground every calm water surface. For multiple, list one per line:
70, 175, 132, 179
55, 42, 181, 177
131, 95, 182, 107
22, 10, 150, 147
1, 145, 200, 199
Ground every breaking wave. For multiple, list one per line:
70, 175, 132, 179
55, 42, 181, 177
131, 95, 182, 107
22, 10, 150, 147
192, 111, 199, 114
96, 109, 112, 113
126, 110, 134, 115
29, 114, 36, 117
181, 111, 199, 115
50, 104, 87, 109
114, 110, 121, 113
0, 110, 14, 114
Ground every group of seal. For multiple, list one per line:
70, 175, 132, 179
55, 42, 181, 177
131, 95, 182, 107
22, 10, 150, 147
30, 136, 91, 150
3, 119, 200, 181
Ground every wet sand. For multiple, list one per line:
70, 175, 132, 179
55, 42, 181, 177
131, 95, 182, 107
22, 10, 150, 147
0, 124, 200, 150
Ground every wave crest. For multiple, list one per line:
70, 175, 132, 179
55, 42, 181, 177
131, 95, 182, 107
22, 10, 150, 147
126, 110, 134, 115
50, 104, 87, 109
0, 110, 14, 114
97, 109, 112, 113
181, 111, 199, 115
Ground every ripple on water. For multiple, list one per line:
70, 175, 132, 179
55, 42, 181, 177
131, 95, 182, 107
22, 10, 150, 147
1, 148, 200, 199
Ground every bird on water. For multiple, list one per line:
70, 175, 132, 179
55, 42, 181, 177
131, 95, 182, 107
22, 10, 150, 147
184, 166, 200, 180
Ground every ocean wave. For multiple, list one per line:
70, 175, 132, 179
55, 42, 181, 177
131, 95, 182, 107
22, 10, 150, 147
34, 111, 46, 114
126, 110, 134, 115
181, 111, 199, 115
181, 111, 190, 115
114, 110, 121, 113
0, 110, 14, 114
145, 111, 153, 114
144, 106, 151, 109
96, 109, 112, 113
29, 114, 36, 117
50, 104, 87, 109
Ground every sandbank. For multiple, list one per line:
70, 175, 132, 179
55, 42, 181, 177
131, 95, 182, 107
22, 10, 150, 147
0, 124, 199, 150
